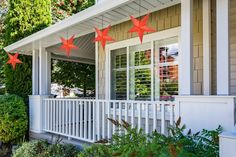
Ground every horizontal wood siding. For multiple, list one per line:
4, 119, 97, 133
230, 0, 236, 95
98, 1, 204, 99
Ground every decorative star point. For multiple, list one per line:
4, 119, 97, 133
128, 13, 155, 43
94, 25, 115, 49
60, 35, 78, 57
7, 53, 22, 70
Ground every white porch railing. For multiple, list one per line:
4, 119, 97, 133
43, 99, 175, 143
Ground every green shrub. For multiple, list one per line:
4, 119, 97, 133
0, 95, 28, 143
79, 118, 222, 157
13, 140, 49, 157
13, 140, 79, 157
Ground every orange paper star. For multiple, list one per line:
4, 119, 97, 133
60, 35, 78, 57
94, 25, 115, 49
7, 53, 22, 70
128, 14, 155, 43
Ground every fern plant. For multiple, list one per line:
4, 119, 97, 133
79, 118, 222, 157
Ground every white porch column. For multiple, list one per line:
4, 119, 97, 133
216, 0, 230, 95
39, 46, 51, 95
203, 0, 211, 95
32, 48, 39, 95
179, 0, 193, 95
29, 45, 51, 133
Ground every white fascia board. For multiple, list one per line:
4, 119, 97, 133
4, 0, 133, 52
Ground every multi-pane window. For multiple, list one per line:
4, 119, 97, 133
154, 37, 179, 101
129, 43, 152, 100
111, 48, 127, 100
110, 37, 179, 101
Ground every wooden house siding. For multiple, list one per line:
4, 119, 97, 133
230, 0, 236, 95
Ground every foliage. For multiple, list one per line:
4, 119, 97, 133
13, 140, 79, 157
0, 0, 8, 88
52, 60, 95, 97
0, 95, 28, 143
51, 0, 96, 97
51, 0, 95, 23
3, 0, 52, 102
79, 118, 222, 157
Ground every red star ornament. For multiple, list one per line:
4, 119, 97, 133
128, 13, 155, 43
60, 35, 78, 57
7, 53, 22, 70
94, 25, 115, 49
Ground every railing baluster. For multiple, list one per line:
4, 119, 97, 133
65, 100, 69, 134
50, 100, 53, 131
102, 101, 105, 139
161, 103, 165, 134
84, 101, 88, 139
145, 103, 149, 134
131, 102, 134, 128
125, 102, 128, 122
73, 100, 75, 136
76, 100, 79, 137
170, 103, 174, 126
153, 102, 157, 131
92, 101, 96, 141
88, 101, 92, 140
107, 101, 111, 139
46, 100, 48, 130
138, 103, 141, 130
80, 101, 83, 138
112, 102, 116, 134
97, 101, 101, 140
59, 100, 62, 133
56, 100, 58, 132
119, 102, 122, 123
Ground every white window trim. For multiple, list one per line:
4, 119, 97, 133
105, 27, 181, 100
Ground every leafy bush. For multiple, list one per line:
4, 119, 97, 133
13, 140, 79, 157
79, 118, 222, 157
0, 95, 28, 143
13, 140, 49, 157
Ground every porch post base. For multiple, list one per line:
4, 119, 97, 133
219, 132, 236, 157
29, 95, 50, 133
175, 96, 236, 133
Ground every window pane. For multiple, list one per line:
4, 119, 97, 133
154, 37, 179, 101
111, 48, 127, 100
129, 43, 151, 101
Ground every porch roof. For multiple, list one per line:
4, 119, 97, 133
4, 0, 180, 55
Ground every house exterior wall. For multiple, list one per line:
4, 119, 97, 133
98, 0, 204, 99
211, 0, 216, 95
230, 0, 236, 95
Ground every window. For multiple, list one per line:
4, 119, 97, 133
154, 37, 179, 101
129, 43, 152, 100
110, 36, 179, 101
111, 48, 127, 100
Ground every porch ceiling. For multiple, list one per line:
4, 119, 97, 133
4, 0, 180, 55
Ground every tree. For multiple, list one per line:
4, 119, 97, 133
51, 0, 95, 23
52, 60, 95, 97
3, 0, 51, 101
0, 0, 8, 93
51, 0, 96, 97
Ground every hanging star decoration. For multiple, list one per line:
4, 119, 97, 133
94, 25, 115, 50
128, 13, 155, 43
60, 35, 78, 57
7, 52, 22, 70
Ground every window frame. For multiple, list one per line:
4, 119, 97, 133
105, 27, 181, 101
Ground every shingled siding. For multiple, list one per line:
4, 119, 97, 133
98, 0, 204, 99
211, 0, 216, 95
230, 0, 236, 95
